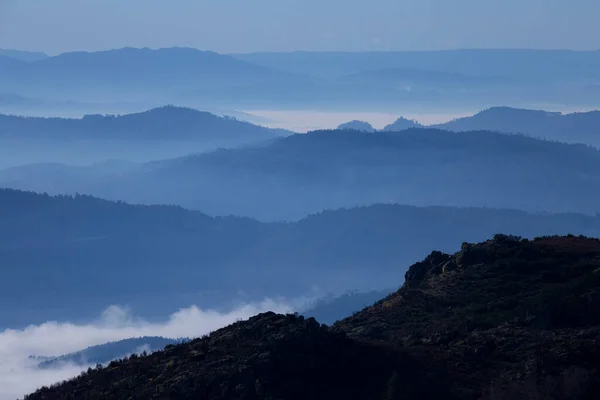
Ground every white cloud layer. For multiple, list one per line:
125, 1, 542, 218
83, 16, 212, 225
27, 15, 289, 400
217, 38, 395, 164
0, 299, 292, 400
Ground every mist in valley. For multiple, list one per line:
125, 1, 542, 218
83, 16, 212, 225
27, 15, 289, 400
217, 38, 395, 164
0, 301, 292, 400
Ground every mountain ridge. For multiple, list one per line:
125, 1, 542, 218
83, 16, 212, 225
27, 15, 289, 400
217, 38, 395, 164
3, 188, 600, 329
23, 312, 451, 400
4, 47, 600, 108
433, 106, 600, 145
336, 234, 600, 398
33, 337, 185, 369
0, 49, 48, 62
4, 127, 600, 220
0, 47, 302, 104
23, 235, 600, 399
0, 105, 291, 140
231, 49, 600, 80
334, 106, 600, 146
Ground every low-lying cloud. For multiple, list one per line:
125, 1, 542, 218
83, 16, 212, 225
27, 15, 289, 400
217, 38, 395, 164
0, 299, 292, 400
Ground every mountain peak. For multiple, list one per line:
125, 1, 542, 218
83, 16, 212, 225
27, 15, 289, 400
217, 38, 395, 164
0, 49, 48, 62
337, 235, 600, 398
382, 116, 422, 131
1, 105, 289, 143
336, 120, 375, 132
478, 106, 562, 117
22, 235, 600, 399
48, 46, 220, 60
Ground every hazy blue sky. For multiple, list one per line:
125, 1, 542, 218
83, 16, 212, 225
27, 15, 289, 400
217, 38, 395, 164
0, 0, 598, 54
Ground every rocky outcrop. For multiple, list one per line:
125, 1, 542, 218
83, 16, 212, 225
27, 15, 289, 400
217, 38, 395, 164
337, 235, 600, 399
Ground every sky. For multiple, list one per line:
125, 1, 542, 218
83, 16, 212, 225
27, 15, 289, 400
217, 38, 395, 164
0, 0, 599, 55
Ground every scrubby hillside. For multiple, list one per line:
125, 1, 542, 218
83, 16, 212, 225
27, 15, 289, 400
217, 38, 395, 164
338, 234, 600, 399
24, 313, 449, 400
24, 235, 600, 400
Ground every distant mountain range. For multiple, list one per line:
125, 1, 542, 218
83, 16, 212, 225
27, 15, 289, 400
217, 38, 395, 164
0, 54, 28, 71
382, 116, 423, 131
336, 120, 375, 132
0, 92, 45, 107
0, 105, 289, 141
4, 104, 598, 154
0, 49, 48, 62
337, 106, 600, 146
433, 106, 600, 145
24, 235, 600, 400
0, 106, 291, 168
0, 47, 302, 103
2, 47, 600, 108
2, 188, 600, 329
31, 290, 389, 368
302, 289, 393, 324
337, 117, 422, 133
232, 49, 600, 81
33, 337, 184, 369
336, 67, 512, 90
4, 127, 600, 220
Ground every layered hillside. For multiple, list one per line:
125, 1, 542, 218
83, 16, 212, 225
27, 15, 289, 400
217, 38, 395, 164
0, 105, 292, 168
24, 313, 449, 400
434, 107, 600, 146
24, 236, 600, 400
336, 120, 375, 132
0, 47, 298, 101
0, 49, 48, 62
5, 128, 600, 220
382, 117, 423, 131
338, 235, 600, 399
3, 188, 600, 328
0, 106, 290, 141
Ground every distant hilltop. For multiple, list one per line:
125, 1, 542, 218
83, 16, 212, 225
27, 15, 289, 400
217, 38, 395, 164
337, 106, 600, 146
0, 105, 291, 141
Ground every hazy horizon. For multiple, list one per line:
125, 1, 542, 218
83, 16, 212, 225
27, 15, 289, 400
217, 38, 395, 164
3, 46, 600, 58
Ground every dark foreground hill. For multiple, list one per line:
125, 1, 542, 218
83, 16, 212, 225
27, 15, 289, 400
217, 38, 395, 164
24, 313, 449, 400
338, 235, 600, 399
25, 236, 600, 400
